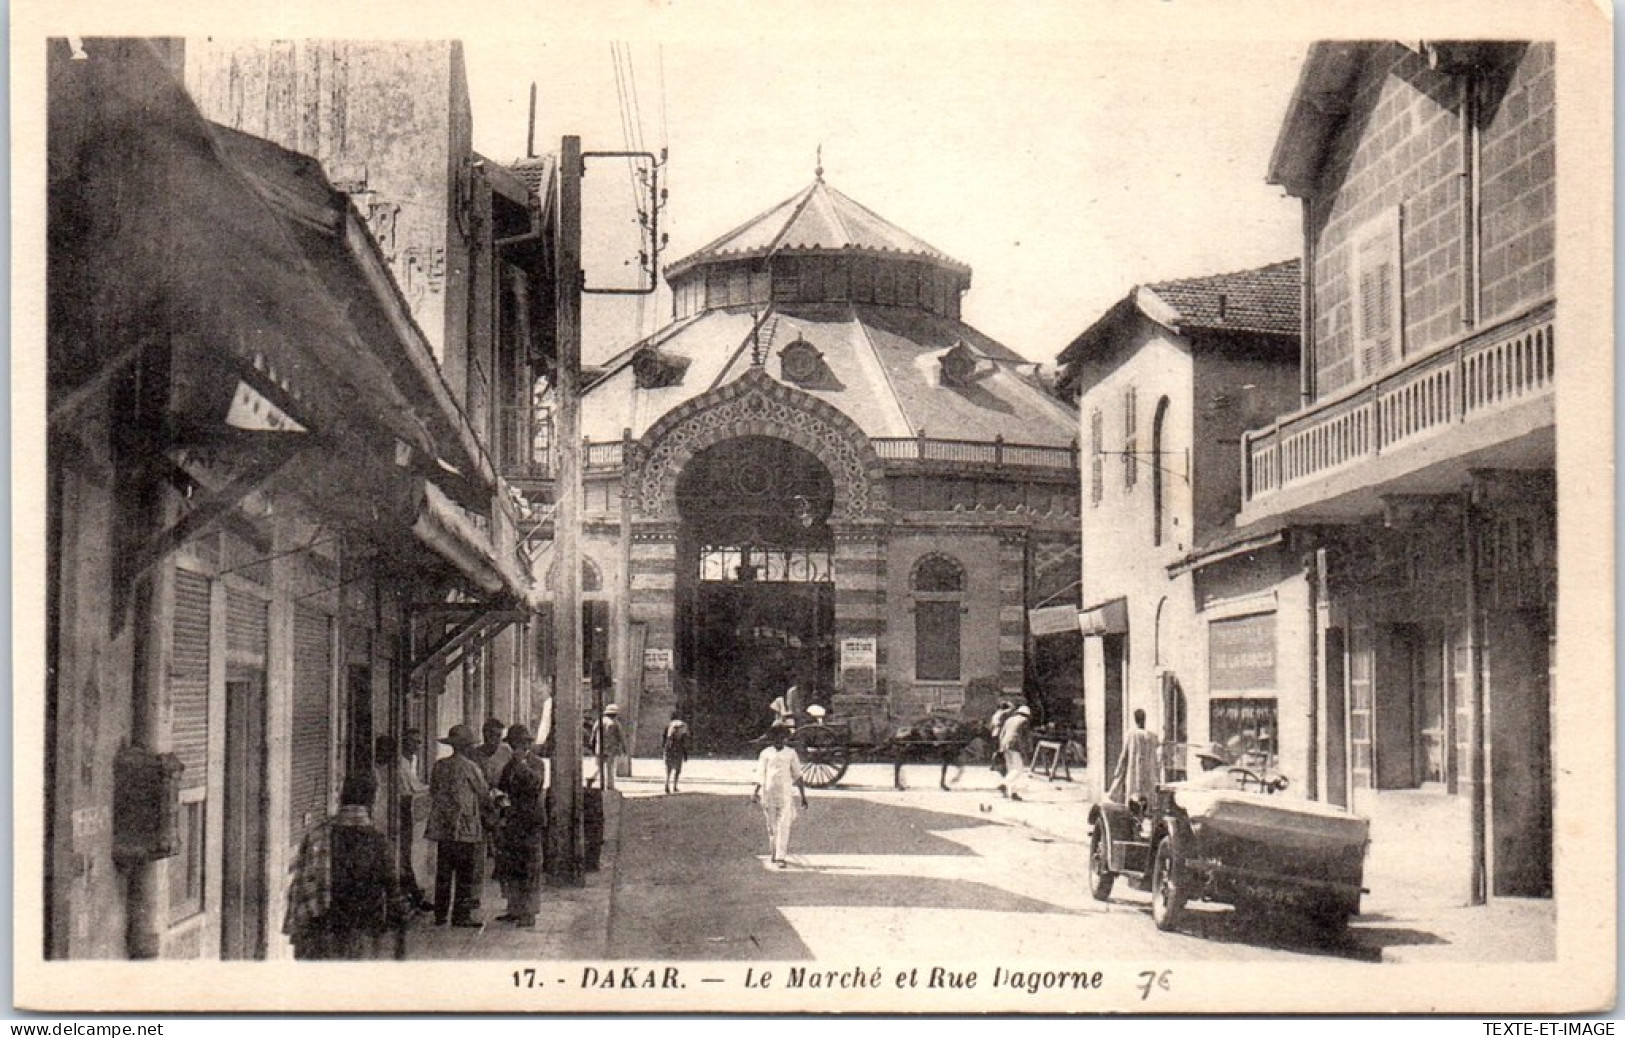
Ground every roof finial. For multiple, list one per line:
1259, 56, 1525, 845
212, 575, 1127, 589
815, 144, 823, 182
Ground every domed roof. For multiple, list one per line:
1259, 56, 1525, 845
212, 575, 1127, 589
664, 177, 971, 281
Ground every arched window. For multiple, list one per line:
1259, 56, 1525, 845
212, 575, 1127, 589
1152, 396, 1171, 546
912, 553, 965, 681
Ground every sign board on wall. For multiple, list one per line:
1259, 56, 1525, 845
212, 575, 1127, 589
643, 647, 673, 694
1028, 604, 1080, 637
840, 637, 877, 695
1208, 613, 1277, 692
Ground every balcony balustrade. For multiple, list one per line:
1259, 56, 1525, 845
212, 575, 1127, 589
500, 415, 1081, 484
1241, 302, 1554, 505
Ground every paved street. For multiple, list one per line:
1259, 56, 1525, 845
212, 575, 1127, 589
609, 760, 1363, 964
407, 757, 1553, 966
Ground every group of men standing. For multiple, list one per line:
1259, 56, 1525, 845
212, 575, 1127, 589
288, 710, 571, 957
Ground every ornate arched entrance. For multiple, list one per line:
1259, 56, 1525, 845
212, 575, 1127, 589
621, 370, 891, 753
675, 435, 837, 752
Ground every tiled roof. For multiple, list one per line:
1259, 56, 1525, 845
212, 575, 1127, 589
665, 178, 971, 280
1143, 258, 1301, 337
507, 155, 555, 196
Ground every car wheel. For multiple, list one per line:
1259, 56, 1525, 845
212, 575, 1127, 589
1087, 826, 1115, 901
1150, 839, 1187, 932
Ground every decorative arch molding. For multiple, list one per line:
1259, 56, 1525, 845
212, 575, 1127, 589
631, 367, 890, 522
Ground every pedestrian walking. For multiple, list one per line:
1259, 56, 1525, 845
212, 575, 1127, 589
988, 700, 1014, 774
494, 724, 547, 928
427, 724, 489, 928
1109, 708, 1161, 806
998, 704, 1035, 801
662, 712, 691, 794
752, 721, 809, 867
589, 704, 626, 791
284, 773, 400, 959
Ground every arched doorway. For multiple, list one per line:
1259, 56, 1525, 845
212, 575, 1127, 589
675, 436, 837, 753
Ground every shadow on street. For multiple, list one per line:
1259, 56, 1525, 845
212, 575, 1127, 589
608, 793, 1080, 960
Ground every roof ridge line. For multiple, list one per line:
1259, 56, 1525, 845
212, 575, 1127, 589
846, 304, 915, 437
707, 305, 779, 393
821, 181, 965, 271
1144, 256, 1300, 291
820, 181, 856, 246
763, 181, 824, 261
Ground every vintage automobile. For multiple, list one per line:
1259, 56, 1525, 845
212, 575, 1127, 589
1086, 758, 1370, 935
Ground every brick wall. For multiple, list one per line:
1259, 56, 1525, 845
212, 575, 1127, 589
1311, 44, 1463, 396
1309, 42, 1556, 400
1478, 42, 1556, 322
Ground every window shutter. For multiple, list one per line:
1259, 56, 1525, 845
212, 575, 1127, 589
1089, 409, 1104, 505
290, 607, 333, 843
1353, 208, 1403, 378
1123, 386, 1138, 488
171, 570, 212, 791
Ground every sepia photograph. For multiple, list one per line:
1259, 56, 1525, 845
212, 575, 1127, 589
13, 0, 1615, 1016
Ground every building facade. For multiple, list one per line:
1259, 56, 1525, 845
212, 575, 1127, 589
1237, 41, 1555, 902
45, 39, 547, 960
184, 40, 557, 752
1058, 262, 1301, 797
561, 175, 1081, 753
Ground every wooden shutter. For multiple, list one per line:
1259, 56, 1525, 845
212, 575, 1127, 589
226, 588, 268, 661
1123, 386, 1138, 488
1354, 208, 1403, 378
290, 606, 333, 840
171, 570, 212, 790
1089, 409, 1104, 505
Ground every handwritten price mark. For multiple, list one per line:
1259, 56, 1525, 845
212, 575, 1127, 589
1136, 969, 1172, 1001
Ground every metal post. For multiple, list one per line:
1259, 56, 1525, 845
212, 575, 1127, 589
546, 136, 585, 886
614, 427, 635, 773
1465, 485, 1488, 904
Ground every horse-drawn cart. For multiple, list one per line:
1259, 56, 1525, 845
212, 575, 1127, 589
791, 720, 852, 788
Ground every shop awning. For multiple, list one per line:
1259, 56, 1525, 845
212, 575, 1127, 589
49, 39, 495, 510
1077, 597, 1129, 637
1028, 604, 1082, 638
412, 481, 546, 613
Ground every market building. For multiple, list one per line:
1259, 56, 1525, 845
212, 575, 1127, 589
45, 38, 548, 960
1057, 261, 1302, 795
1234, 41, 1555, 902
560, 174, 1082, 753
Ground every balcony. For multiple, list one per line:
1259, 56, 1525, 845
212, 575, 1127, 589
872, 434, 1079, 473
1238, 301, 1554, 524
501, 416, 1081, 487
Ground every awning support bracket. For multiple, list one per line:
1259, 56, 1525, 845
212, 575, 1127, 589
410, 608, 526, 683
120, 435, 310, 588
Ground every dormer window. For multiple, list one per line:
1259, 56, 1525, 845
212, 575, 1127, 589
939, 341, 980, 387
632, 346, 690, 389
779, 338, 824, 385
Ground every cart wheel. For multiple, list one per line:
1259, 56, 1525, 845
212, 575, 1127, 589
798, 728, 850, 789
1087, 826, 1115, 901
1150, 839, 1187, 932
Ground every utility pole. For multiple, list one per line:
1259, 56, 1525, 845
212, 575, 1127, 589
546, 136, 584, 886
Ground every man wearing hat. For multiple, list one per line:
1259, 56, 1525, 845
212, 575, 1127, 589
997, 704, 1035, 801
494, 724, 546, 927
427, 724, 489, 927
1186, 742, 1239, 790
590, 704, 626, 791
752, 720, 810, 867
